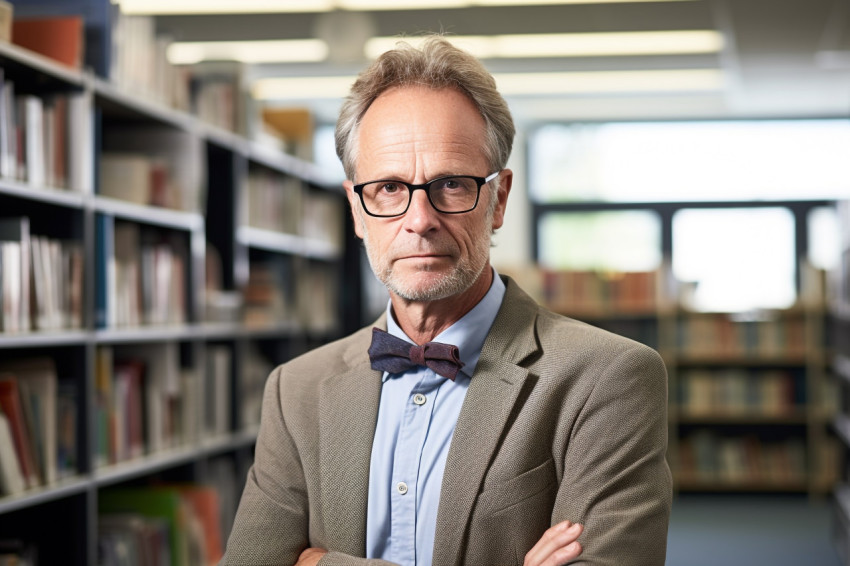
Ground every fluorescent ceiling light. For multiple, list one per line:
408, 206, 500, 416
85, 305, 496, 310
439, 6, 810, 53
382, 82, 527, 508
495, 69, 724, 95
167, 40, 328, 64
366, 31, 724, 59
252, 68, 723, 100
119, 0, 693, 15
252, 76, 356, 100
170, 30, 722, 66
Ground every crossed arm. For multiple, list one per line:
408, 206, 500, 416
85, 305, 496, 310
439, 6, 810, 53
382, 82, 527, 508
295, 522, 585, 566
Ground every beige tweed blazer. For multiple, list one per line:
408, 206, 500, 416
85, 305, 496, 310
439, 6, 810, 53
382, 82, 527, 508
222, 276, 672, 566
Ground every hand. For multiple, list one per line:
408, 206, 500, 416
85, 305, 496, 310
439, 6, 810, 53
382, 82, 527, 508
296, 547, 328, 566
523, 520, 583, 566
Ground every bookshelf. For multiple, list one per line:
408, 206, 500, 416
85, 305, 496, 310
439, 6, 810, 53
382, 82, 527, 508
0, 34, 346, 565
528, 261, 837, 496
832, 200, 850, 565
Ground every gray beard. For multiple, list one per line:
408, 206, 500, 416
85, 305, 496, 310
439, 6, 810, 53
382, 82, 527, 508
369, 246, 488, 302
361, 224, 491, 302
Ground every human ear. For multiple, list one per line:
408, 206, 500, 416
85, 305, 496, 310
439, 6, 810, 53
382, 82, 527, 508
343, 180, 365, 239
491, 169, 513, 230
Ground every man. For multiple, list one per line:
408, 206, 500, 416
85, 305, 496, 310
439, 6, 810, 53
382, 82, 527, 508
223, 37, 671, 566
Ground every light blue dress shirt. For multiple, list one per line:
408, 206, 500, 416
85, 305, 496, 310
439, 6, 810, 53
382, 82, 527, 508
365, 270, 506, 566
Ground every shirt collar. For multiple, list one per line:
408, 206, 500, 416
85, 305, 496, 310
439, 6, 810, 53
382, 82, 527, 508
384, 268, 506, 381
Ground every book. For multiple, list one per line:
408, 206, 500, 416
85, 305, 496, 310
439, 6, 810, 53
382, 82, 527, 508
119, 342, 181, 454
113, 221, 141, 328
98, 513, 170, 566
30, 236, 83, 331
95, 215, 115, 329
56, 381, 77, 479
66, 91, 91, 193
109, 12, 190, 111
178, 485, 224, 565
0, 358, 58, 485
0, 243, 20, 333
205, 346, 232, 438
0, 410, 25, 496
0, 374, 38, 488
94, 346, 114, 467
102, 126, 204, 213
0, 71, 15, 180
12, 16, 84, 69
44, 94, 67, 188
0, 216, 30, 333
99, 488, 197, 566
0, 1, 12, 44
63, 239, 84, 329
98, 153, 154, 205
203, 458, 238, 547
112, 358, 145, 461
17, 95, 45, 188
240, 344, 271, 429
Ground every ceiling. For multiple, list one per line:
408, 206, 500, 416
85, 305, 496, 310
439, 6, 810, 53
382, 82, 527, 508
154, 0, 850, 126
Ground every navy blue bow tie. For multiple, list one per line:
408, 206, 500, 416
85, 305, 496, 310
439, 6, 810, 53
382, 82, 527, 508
368, 327, 465, 381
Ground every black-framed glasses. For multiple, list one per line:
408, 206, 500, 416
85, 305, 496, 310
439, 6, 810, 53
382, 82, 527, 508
352, 171, 500, 218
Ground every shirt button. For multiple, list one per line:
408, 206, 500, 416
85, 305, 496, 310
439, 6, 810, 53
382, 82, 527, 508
397, 482, 409, 495
413, 393, 426, 406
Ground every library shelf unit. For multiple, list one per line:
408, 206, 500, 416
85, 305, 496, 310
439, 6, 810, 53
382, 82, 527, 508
529, 198, 839, 497
832, 200, 850, 565
533, 258, 836, 497
0, 38, 347, 565
553, 293, 835, 496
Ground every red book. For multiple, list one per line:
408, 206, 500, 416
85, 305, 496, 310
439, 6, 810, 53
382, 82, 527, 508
0, 374, 39, 488
12, 16, 84, 70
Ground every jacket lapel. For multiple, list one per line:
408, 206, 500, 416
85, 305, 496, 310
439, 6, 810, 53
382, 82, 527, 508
317, 320, 385, 556
432, 278, 541, 566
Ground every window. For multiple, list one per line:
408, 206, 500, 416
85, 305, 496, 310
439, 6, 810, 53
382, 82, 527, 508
538, 210, 661, 271
529, 120, 850, 203
672, 208, 796, 312
809, 206, 840, 271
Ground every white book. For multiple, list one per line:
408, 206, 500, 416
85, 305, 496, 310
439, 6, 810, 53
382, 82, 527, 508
0, 217, 31, 332
0, 81, 15, 180
46, 239, 64, 330
1, 242, 21, 333
20, 95, 45, 188
0, 72, 13, 180
67, 91, 92, 193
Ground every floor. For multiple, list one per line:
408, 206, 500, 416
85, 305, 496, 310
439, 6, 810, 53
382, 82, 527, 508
666, 495, 842, 566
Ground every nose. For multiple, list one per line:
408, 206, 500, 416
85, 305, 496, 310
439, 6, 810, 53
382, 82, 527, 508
402, 188, 440, 235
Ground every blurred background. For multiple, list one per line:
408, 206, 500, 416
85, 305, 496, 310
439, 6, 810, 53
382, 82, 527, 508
0, 0, 848, 564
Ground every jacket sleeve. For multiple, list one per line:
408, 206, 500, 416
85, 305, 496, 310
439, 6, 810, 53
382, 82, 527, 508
220, 367, 398, 566
220, 366, 311, 565
555, 345, 672, 566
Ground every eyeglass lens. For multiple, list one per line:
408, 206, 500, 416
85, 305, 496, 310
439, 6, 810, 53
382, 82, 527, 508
361, 176, 480, 216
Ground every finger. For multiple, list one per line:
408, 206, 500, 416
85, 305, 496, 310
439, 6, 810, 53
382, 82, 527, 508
541, 541, 583, 566
525, 521, 580, 564
524, 521, 583, 566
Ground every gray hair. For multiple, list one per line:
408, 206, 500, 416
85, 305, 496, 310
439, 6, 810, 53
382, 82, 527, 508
334, 36, 515, 182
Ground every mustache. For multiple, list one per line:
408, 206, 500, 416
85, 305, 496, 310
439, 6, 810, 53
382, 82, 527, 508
390, 242, 457, 258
